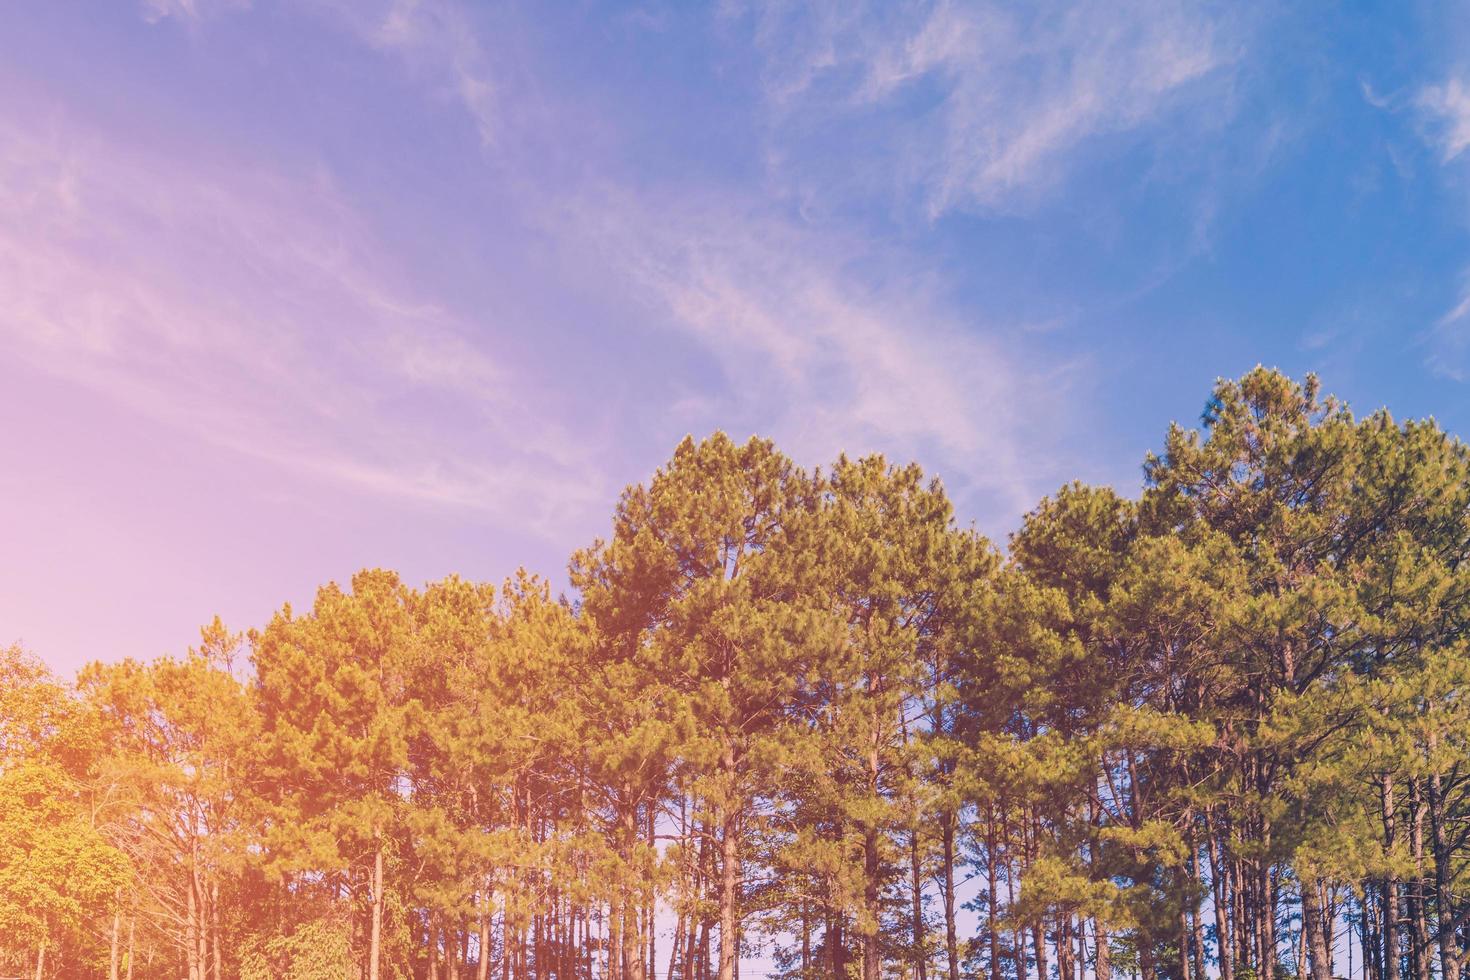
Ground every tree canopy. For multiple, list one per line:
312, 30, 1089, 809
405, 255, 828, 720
5, 368, 1470, 980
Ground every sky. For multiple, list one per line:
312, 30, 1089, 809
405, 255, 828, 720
3, 0, 1470, 678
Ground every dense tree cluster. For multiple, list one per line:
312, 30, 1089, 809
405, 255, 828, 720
5, 368, 1470, 980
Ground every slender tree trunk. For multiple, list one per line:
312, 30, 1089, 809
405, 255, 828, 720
193, 862, 208, 980
649, 806, 659, 980
34, 935, 45, 980
911, 825, 928, 980
1179, 902, 1194, 980
619, 802, 649, 980
1383, 775, 1401, 980
863, 725, 882, 980
370, 840, 385, 980
864, 818, 883, 980
1207, 813, 1234, 980
1298, 908, 1310, 980
1095, 915, 1112, 980
705, 910, 717, 975
801, 900, 811, 980
1429, 763, 1459, 980
1410, 781, 1431, 980
477, 889, 492, 980
508, 910, 520, 980
210, 878, 221, 980
111, 908, 122, 980
1364, 890, 1381, 980
832, 911, 848, 979
1302, 874, 1332, 980
1184, 823, 1206, 980
1091, 786, 1112, 980
1063, 916, 1076, 980
718, 795, 740, 980
1081, 918, 1091, 980
986, 806, 1001, 980
1140, 939, 1157, 980
1230, 853, 1246, 974
1029, 812, 1047, 980
1004, 810, 1026, 980
186, 866, 201, 980
1261, 849, 1278, 980
942, 806, 959, 980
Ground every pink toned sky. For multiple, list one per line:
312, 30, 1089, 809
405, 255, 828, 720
5, 1, 1470, 677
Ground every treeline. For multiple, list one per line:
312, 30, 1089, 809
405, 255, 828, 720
4, 368, 1470, 980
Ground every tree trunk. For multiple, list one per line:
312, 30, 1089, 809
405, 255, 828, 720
718, 797, 740, 980
831, 912, 848, 979
911, 826, 927, 980
619, 811, 648, 980
211, 878, 222, 980
34, 935, 45, 980
1261, 853, 1278, 980
1429, 764, 1459, 980
1302, 875, 1332, 980
1410, 781, 1431, 980
111, 909, 121, 980
193, 863, 208, 980
186, 867, 201, 980
942, 807, 959, 980
1095, 916, 1112, 980
477, 896, 492, 980
370, 840, 385, 980
1179, 903, 1194, 980
1207, 819, 1233, 980
863, 785, 881, 979
1383, 774, 1401, 980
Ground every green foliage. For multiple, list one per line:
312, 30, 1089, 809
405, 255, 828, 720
9, 368, 1470, 980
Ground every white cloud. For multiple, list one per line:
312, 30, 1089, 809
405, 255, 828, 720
1427, 282, 1470, 382
320, 0, 501, 145
139, 0, 501, 144
139, 0, 248, 23
731, 0, 1245, 216
1417, 77, 1470, 163
115, 0, 1090, 520
0, 110, 600, 533
561, 187, 1076, 515
1409, 75, 1470, 379
1442, 291, 1470, 328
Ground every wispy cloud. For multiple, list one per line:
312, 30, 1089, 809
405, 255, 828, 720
1409, 74, 1470, 379
0, 108, 600, 532
315, 0, 501, 145
561, 187, 1077, 515
127, 0, 1088, 518
730, 0, 1247, 217
1427, 282, 1470, 382
141, 0, 502, 142
1416, 76, 1470, 163
140, 0, 236, 23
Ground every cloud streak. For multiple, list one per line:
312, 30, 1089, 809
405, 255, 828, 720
1417, 77, 1470, 163
125, 0, 1091, 520
0, 107, 600, 533
732, 0, 1246, 216
1410, 74, 1470, 380
561, 187, 1073, 515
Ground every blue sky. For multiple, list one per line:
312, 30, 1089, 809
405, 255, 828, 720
3, 0, 1470, 676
